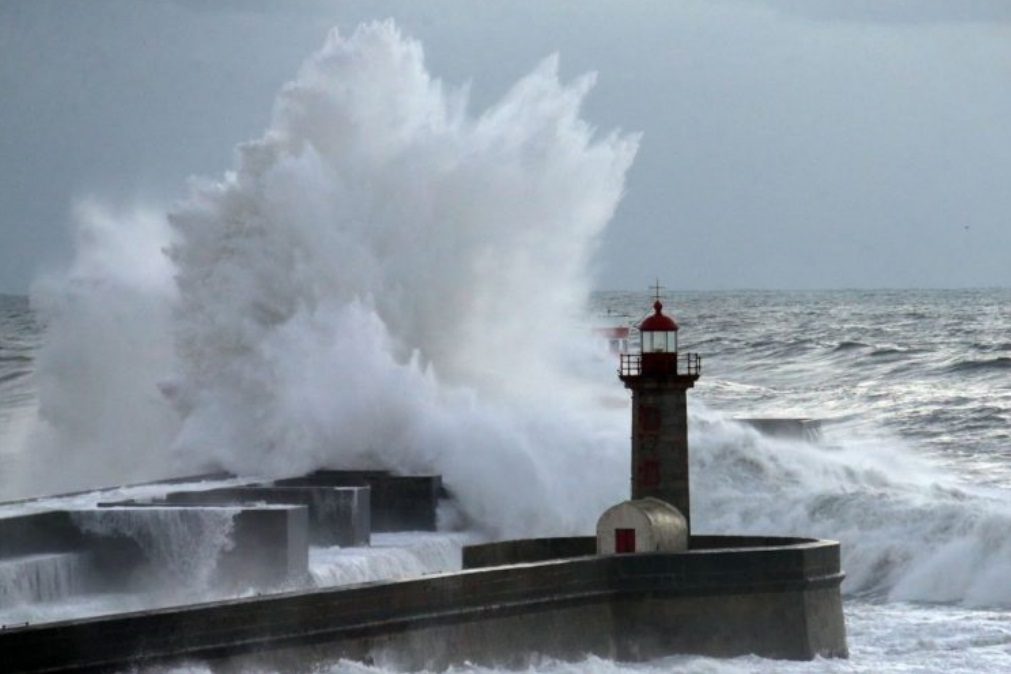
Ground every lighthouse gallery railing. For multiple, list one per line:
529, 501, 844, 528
619, 353, 702, 377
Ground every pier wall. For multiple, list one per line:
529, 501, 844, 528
0, 536, 846, 672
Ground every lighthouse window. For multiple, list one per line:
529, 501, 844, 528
643, 331, 676, 353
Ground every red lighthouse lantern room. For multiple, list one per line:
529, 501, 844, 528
638, 300, 679, 376
620, 297, 697, 378
640, 300, 679, 353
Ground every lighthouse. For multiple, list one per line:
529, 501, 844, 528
597, 287, 702, 554
619, 289, 701, 527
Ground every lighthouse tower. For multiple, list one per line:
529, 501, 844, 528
617, 288, 702, 531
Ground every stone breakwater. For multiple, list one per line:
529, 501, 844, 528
0, 535, 846, 672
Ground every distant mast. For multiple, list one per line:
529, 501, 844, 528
618, 283, 701, 532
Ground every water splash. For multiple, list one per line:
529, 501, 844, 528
24, 201, 180, 495
165, 21, 637, 538
309, 532, 467, 587
71, 507, 236, 590
0, 552, 92, 608
25, 21, 638, 538
690, 406, 1011, 608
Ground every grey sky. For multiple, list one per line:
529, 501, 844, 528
2, 0, 1009, 293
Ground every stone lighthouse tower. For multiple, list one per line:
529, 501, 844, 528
617, 290, 702, 531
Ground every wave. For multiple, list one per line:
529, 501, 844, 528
971, 342, 1011, 353
869, 346, 928, 359
943, 357, 1011, 375
22, 21, 637, 537
0, 370, 30, 385
832, 340, 869, 352
691, 406, 1011, 608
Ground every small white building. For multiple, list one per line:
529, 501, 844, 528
596, 498, 688, 555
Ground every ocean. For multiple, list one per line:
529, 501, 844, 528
2, 288, 1011, 673
2, 20, 1011, 674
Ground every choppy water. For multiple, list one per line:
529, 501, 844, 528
3, 289, 1011, 672
600, 288, 1011, 482
0, 295, 39, 493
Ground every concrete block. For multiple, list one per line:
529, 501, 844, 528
736, 418, 822, 441
0, 512, 84, 558
274, 470, 391, 487
68, 505, 309, 591
463, 537, 595, 569
275, 471, 441, 532
221, 505, 309, 588
164, 486, 370, 547
369, 476, 441, 532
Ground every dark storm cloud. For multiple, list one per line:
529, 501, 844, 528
167, 0, 330, 15
753, 0, 1011, 24
2, 0, 1010, 291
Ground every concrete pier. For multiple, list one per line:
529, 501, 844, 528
0, 535, 846, 672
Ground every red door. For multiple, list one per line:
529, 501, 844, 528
615, 528, 636, 553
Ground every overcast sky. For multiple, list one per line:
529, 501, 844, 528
2, 0, 1010, 293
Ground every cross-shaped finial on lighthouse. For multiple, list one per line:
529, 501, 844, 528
651, 279, 666, 303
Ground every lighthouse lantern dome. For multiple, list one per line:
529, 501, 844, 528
638, 300, 679, 353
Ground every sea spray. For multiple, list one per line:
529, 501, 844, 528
70, 507, 236, 591
161, 21, 638, 537
689, 404, 1011, 607
0, 552, 92, 608
24, 21, 638, 537
25, 200, 180, 494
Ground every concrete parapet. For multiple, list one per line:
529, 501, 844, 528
0, 535, 846, 671
163, 486, 370, 547
463, 537, 595, 569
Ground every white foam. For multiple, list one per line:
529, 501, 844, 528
690, 405, 1011, 608
309, 532, 470, 587
0, 552, 91, 608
